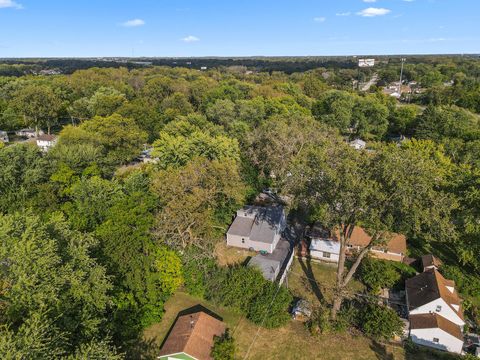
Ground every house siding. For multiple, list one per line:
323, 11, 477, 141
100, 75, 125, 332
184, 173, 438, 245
310, 249, 340, 263
410, 328, 463, 354
408, 299, 465, 327
226, 234, 273, 253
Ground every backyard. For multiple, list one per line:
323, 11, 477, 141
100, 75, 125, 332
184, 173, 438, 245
140, 258, 409, 360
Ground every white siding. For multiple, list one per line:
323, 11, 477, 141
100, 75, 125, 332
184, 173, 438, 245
409, 299, 465, 327
410, 327, 463, 354
310, 249, 340, 263
226, 234, 273, 253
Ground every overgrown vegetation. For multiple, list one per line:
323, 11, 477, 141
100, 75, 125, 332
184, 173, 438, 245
0, 57, 479, 357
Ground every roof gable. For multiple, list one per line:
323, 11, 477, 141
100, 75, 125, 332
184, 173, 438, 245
159, 311, 226, 360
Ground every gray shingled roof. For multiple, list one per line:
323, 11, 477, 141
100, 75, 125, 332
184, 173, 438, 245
228, 205, 284, 244
248, 239, 293, 281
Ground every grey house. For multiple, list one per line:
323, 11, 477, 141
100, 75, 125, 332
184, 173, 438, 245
226, 205, 286, 254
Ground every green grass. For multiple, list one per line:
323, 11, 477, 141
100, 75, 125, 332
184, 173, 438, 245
139, 258, 452, 359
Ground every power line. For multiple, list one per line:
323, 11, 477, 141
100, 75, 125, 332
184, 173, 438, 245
242, 282, 284, 360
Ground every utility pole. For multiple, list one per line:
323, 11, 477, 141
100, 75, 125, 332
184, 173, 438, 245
398, 58, 406, 96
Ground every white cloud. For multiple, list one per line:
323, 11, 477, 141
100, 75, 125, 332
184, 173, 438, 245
0, 0, 23, 9
336, 12, 351, 16
357, 7, 391, 17
182, 35, 200, 43
313, 16, 326, 22
403, 0, 415, 2
363, 0, 377, 2
121, 19, 145, 27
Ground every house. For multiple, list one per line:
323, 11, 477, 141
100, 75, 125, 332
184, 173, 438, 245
344, 227, 407, 262
16, 128, 43, 138
248, 238, 293, 284
307, 226, 340, 263
158, 310, 226, 360
406, 269, 464, 327
421, 254, 442, 271
36, 134, 58, 152
409, 313, 464, 354
226, 205, 286, 254
349, 139, 366, 150
307, 225, 407, 263
406, 268, 465, 354
0, 131, 8, 143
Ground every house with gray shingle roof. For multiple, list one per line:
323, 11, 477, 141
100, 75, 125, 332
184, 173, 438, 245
226, 205, 286, 254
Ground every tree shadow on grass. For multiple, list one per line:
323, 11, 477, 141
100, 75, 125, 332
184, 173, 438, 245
297, 257, 325, 304
127, 337, 160, 360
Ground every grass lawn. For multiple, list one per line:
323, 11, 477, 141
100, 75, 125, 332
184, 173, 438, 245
142, 291, 406, 360
140, 258, 451, 359
214, 242, 256, 266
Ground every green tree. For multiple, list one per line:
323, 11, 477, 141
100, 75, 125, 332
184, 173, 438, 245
11, 83, 62, 134
360, 304, 403, 341
151, 157, 246, 249
211, 330, 235, 360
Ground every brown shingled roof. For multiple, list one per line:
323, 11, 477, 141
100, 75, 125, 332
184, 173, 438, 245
421, 254, 442, 269
334, 226, 407, 254
36, 134, 57, 142
410, 313, 463, 341
159, 311, 226, 360
406, 269, 463, 321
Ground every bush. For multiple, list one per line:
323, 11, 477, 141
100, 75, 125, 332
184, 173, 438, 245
358, 257, 416, 293
360, 304, 403, 341
247, 281, 293, 328
211, 330, 235, 360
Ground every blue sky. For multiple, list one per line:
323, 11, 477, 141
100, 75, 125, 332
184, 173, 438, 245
0, 0, 478, 57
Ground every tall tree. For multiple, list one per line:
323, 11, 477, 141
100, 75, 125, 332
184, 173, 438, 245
288, 139, 457, 318
11, 84, 62, 135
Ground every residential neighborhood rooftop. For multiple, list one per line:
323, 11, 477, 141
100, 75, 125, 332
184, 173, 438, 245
409, 313, 464, 341
334, 226, 407, 254
158, 311, 226, 360
229, 205, 284, 244
406, 269, 463, 320
248, 238, 293, 282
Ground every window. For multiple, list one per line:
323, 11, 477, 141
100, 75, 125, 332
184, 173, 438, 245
433, 338, 439, 343
241, 238, 245, 244
436, 305, 442, 312
322, 252, 331, 258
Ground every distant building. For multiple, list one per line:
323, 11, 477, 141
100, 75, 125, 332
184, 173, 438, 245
406, 268, 465, 354
16, 128, 43, 138
0, 131, 9, 143
307, 225, 340, 263
200, 66, 208, 70
226, 205, 286, 254
349, 139, 366, 150
36, 134, 57, 152
158, 310, 226, 360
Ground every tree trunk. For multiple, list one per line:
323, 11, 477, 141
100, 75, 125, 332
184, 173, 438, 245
331, 293, 343, 320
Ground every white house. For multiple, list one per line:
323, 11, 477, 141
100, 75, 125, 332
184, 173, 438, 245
226, 205, 286, 254
0, 131, 8, 143
16, 128, 43, 138
409, 313, 464, 354
349, 139, 366, 150
36, 134, 58, 152
406, 268, 465, 354
307, 225, 406, 263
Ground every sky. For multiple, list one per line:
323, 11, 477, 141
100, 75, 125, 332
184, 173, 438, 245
0, 0, 479, 57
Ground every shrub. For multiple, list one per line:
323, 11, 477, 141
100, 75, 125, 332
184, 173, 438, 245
360, 304, 403, 341
246, 281, 293, 328
211, 330, 235, 360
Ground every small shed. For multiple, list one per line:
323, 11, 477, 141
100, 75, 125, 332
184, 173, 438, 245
291, 299, 312, 321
